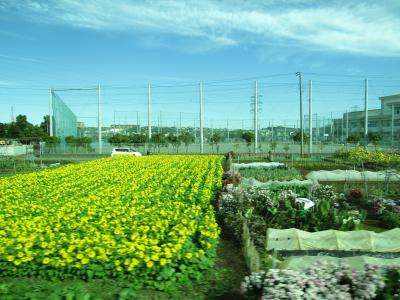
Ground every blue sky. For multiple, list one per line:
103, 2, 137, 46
1, 0, 400, 129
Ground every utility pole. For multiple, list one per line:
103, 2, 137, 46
346, 109, 349, 141
336, 116, 339, 144
49, 88, 53, 136
193, 119, 196, 141
364, 79, 368, 145
199, 81, 204, 154
227, 120, 230, 143
158, 112, 161, 134
137, 111, 139, 133
124, 116, 127, 135
341, 114, 344, 143
296, 72, 304, 156
179, 112, 182, 135
392, 104, 395, 149
113, 110, 116, 134
330, 112, 334, 144
97, 84, 102, 154
254, 80, 258, 153
308, 80, 312, 154
284, 120, 286, 142
271, 121, 274, 142
148, 83, 152, 142
160, 111, 163, 133
11, 106, 14, 123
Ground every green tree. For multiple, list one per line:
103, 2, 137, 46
43, 136, 60, 153
77, 136, 92, 153
241, 132, 255, 153
167, 134, 180, 153
210, 133, 222, 153
151, 133, 167, 153
3, 115, 48, 143
40, 115, 50, 134
292, 130, 309, 144
292, 131, 309, 156
367, 132, 383, 150
129, 134, 147, 148
65, 135, 77, 152
179, 132, 195, 153
15, 115, 29, 133
108, 134, 129, 146
6, 123, 21, 138
346, 133, 361, 147
0, 123, 7, 138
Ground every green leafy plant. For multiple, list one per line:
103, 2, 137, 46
239, 167, 301, 182
218, 185, 364, 248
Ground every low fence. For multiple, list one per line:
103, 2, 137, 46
39, 141, 384, 156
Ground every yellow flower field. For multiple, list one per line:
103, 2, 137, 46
0, 155, 223, 283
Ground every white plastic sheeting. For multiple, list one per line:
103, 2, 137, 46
266, 228, 400, 252
233, 162, 286, 170
295, 198, 315, 210
306, 169, 400, 182
240, 177, 315, 188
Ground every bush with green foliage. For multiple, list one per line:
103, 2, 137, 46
381, 208, 400, 229
241, 132, 255, 152
367, 132, 383, 150
333, 147, 400, 168
346, 133, 361, 146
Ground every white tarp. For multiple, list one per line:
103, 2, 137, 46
233, 162, 286, 170
306, 169, 400, 182
266, 228, 400, 252
295, 198, 315, 210
240, 177, 315, 188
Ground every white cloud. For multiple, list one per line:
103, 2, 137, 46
4, 0, 400, 57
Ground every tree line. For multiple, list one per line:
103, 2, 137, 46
0, 115, 55, 144
0, 115, 93, 151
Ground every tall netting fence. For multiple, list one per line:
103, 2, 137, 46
51, 90, 77, 142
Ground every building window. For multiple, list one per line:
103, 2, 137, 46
368, 121, 377, 127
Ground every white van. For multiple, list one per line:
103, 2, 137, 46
111, 148, 142, 157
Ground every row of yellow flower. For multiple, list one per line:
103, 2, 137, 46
335, 147, 400, 167
0, 155, 223, 282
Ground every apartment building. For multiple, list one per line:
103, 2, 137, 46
343, 94, 400, 145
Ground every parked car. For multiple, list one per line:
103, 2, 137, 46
111, 147, 142, 157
